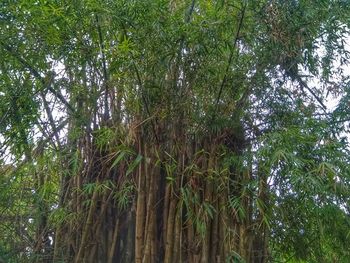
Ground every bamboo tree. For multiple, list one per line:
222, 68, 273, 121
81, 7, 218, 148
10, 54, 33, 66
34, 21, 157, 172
1, 1, 350, 262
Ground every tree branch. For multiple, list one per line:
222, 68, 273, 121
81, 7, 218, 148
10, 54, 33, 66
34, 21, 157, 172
131, 60, 160, 144
0, 41, 75, 113
95, 14, 110, 121
39, 92, 62, 150
212, 2, 247, 121
296, 75, 327, 111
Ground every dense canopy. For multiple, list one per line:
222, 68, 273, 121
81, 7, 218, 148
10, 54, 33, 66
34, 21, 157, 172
0, 1, 350, 262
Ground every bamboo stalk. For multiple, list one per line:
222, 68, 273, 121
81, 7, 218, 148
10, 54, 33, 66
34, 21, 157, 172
75, 188, 99, 263
173, 205, 181, 263
142, 159, 156, 263
135, 139, 146, 263
162, 184, 171, 249
210, 198, 219, 263
164, 191, 177, 263
107, 218, 119, 263
125, 208, 136, 263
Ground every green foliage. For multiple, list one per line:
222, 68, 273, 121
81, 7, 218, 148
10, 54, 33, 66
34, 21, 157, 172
226, 251, 246, 263
126, 154, 143, 176
113, 181, 135, 211
180, 185, 216, 238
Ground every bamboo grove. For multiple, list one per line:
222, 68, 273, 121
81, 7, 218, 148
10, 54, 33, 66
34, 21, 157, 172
1, 1, 350, 262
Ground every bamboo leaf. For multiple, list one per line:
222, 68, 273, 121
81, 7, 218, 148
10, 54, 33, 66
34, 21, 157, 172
126, 154, 143, 176
111, 151, 127, 168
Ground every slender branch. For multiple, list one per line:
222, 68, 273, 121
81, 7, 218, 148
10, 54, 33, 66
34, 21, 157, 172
0, 107, 10, 126
1, 118, 68, 175
0, 41, 75, 113
46, 118, 69, 143
185, 0, 196, 23
33, 118, 69, 157
177, 0, 196, 99
296, 75, 327, 111
39, 92, 62, 150
95, 14, 110, 121
120, 23, 161, 144
212, 1, 247, 121
131, 60, 160, 144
